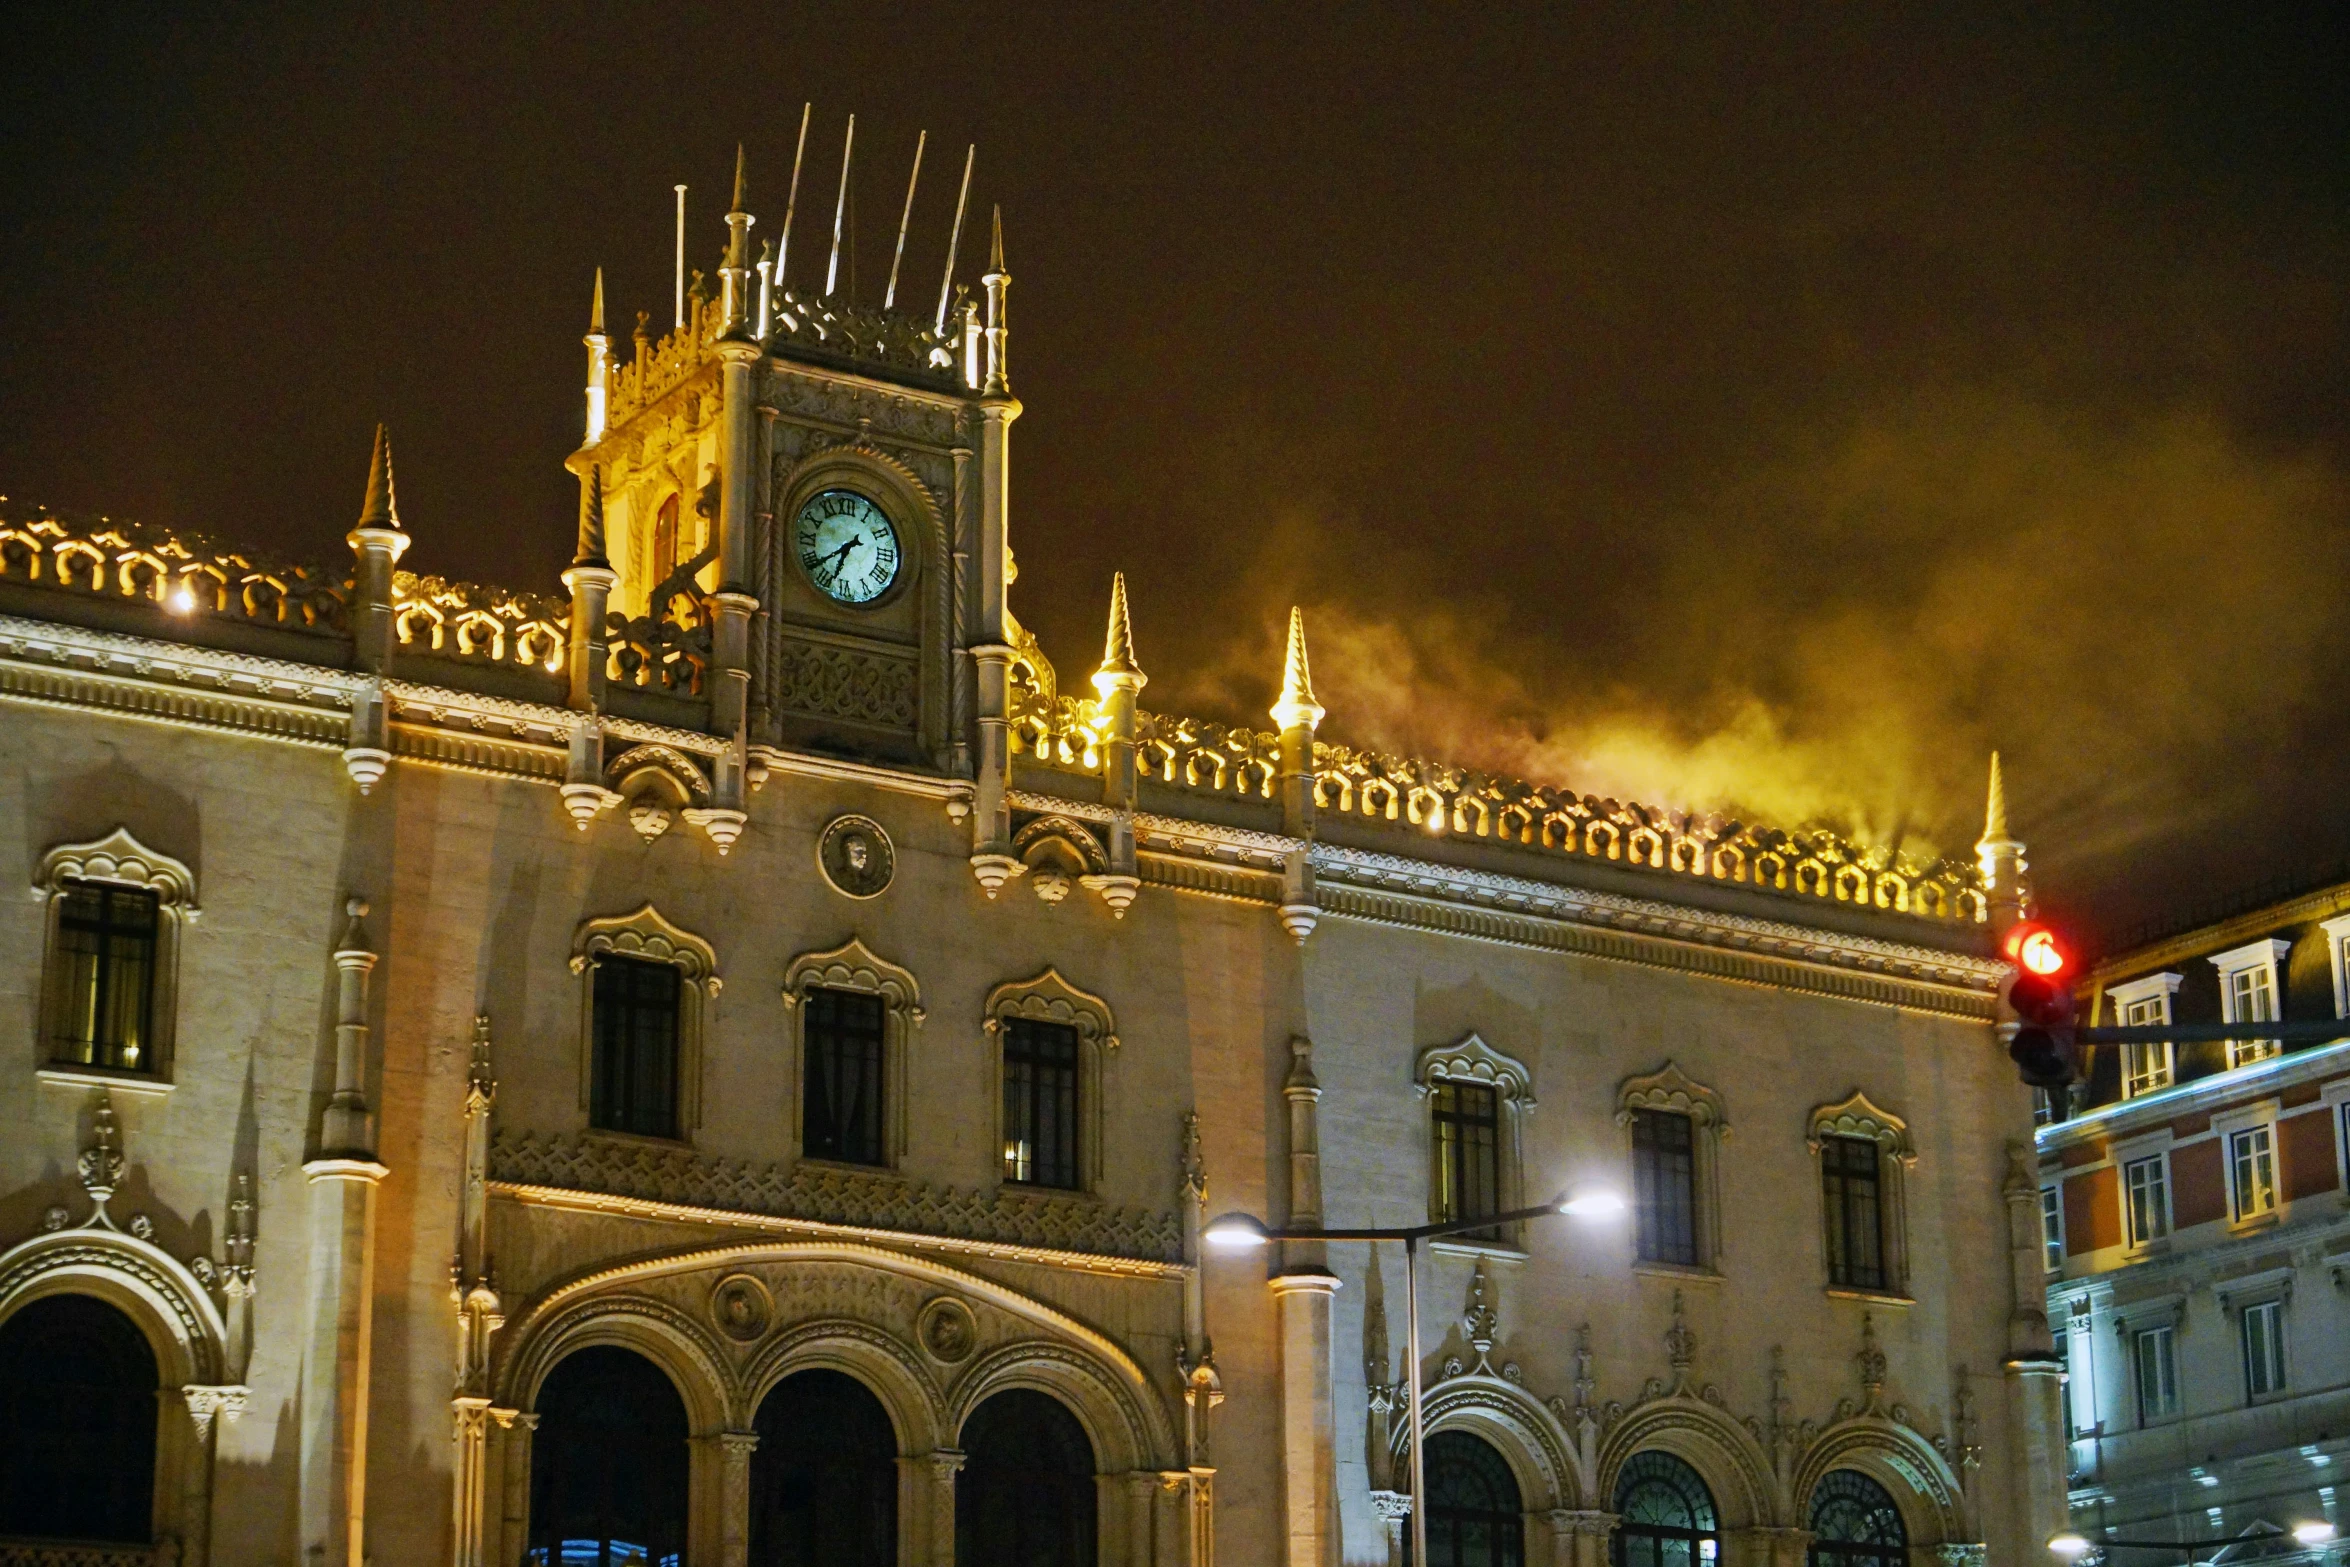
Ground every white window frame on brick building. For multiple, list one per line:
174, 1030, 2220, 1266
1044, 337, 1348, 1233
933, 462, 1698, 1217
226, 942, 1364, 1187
2214, 938, 2292, 1069
2039, 1184, 2064, 1272
2123, 1153, 2170, 1247
2107, 971, 2183, 1098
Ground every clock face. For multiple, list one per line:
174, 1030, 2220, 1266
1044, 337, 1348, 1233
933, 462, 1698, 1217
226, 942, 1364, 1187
794, 489, 901, 605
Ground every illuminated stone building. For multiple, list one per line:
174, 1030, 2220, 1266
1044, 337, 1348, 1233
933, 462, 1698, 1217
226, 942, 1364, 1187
0, 147, 2062, 1566
2040, 877, 2350, 1559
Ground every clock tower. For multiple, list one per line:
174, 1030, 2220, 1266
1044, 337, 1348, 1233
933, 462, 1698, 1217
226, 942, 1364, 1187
574, 146, 1015, 803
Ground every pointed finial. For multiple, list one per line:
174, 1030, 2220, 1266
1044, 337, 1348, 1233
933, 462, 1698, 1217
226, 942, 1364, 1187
356, 425, 400, 531
590, 267, 605, 336
989, 203, 1005, 274
1982, 751, 2009, 844
1270, 606, 1325, 733
1091, 571, 1145, 696
731, 143, 747, 211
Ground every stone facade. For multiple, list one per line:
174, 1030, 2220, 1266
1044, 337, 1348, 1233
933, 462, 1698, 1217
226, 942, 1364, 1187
2042, 878, 2350, 1559
0, 168, 2057, 1566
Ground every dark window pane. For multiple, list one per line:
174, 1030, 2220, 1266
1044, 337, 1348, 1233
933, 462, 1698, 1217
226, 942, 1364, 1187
48, 881, 160, 1072
1405, 1431, 1524, 1567
1433, 1081, 1502, 1237
0, 1293, 158, 1543
1632, 1110, 1698, 1266
591, 956, 681, 1139
958, 1388, 1096, 1567
1822, 1137, 1885, 1291
1612, 1451, 1719, 1567
1807, 1469, 1908, 1567
528, 1346, 689, 1567
803, 988, 887, 1165
751, 1369, 897, 1567
1003, 1019, 1080, 1189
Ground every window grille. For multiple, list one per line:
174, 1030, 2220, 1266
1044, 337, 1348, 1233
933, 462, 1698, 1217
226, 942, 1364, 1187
1632, 1110, 1700, 1266
1002, 1018, 1080, 1189
1432, 1080, 1502, 1237
590, 954, 682, 1139
1821, 1135, 1886, 1291
801, 987, 886, 1166
46, 880, 159, 1072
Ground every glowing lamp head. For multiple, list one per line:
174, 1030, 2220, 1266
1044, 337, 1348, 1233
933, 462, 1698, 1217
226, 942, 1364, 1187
2046, 1533, 2093, 1560
1558, 1189, 1628, 1219
167, 585, 196, 614
2294, 1522, 2337, 1547
2003, 921, 2069, 979
1202, 1212, 1271, 1250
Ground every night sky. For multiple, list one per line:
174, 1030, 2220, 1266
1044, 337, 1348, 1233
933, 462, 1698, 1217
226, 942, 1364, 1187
6, 6, 2348, 950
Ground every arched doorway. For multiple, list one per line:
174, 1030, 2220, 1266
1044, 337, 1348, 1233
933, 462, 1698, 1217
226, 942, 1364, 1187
1612, 1450, 1720, 1566
0, 1293, 158, 1543
528, 1346, 690, 1567
957, 1387, 1097, 1567
1807, 1470, 1907, 1567
751, 1369, 898, 1567
1408, 1430, 1525, 1566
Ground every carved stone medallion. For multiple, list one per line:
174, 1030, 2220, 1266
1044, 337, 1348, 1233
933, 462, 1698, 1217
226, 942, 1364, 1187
819, 815, 895, 899
916, 1296, 977, 1364
711, 1273, 773, 1343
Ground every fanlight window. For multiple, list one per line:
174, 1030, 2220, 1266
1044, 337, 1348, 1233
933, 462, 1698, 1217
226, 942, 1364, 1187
1611, 1450, 1720, 1567
1407, 1430, 1524, 1567
1807, 1470, 1907, 1567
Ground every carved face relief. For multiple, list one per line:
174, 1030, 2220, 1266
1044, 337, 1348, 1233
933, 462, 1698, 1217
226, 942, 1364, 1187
917, 1296, 978, 1364
819, 815, 895, 899
794, 489, 902, 605
711, 1274, 773, 1343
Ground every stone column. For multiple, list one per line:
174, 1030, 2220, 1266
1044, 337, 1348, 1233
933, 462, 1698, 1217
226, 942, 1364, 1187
717, 1430, 758, 1567
1270, 1272, 1340, 1567
180, 1384, 243, 1567
1188, 1467, 1216, 1567
300, 897, 386, 1567
493, 1410, 538, 1567
1372, 1491, 1411, 1567
927, 1448, 965, 1567
1727, 1525, 1810, 1567
1122, 1470, 1157, 1566
1546, 1510, 1615, 1567
1153, 1473, 1188, 1567
451, 1398, 493, 1567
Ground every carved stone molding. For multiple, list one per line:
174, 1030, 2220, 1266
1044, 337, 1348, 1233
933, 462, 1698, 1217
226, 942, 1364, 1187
1414, 1031, 1535, 1107
1808, 1092, 1916, 1166
490, 1130, 1183, 1264
1616, 1061, 1727, 1132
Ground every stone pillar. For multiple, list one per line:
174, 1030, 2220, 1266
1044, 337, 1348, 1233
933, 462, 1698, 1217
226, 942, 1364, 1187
1124, 1470, 1158, 1566
300, 1157, 385, 1567
494, 1410, 538, 1567
180, 1384, 244, 1567
1270, 1272, 1340, 1567
451, 1398, 493, 1567
1372, 1491, 1411, 1567
1153, 1473, 1188, 1567
927, 1448, 965, 1567
1554, 1509, 1617, 1567
717, 1430, 758, 1567
301, 896, 386, 1567
968, 379, 1022, 881
1727, 1525, 1810, 1567
2006, 1356, 2068, 1560
343, 425, 408, 794
1188, 1467, 1216, 1567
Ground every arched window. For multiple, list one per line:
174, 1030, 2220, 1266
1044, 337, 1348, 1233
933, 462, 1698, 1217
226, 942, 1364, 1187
752, 1369, 898, 1567
528, 1346, 689, 1567
0, 1294, 158, 1543
958, 1388, 1097, 1567
1406, 1430, 1524, 1567
1807, 1470, 1906, 1567
1611, 1451, 1720, 1566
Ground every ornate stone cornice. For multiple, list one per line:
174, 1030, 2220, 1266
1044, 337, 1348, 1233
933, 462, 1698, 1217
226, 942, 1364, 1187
488, 1130, 1184, 1269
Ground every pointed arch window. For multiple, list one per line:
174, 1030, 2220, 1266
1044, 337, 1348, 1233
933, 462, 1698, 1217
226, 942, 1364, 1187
1611, 1450, 1719, 1566
1416, 1033, 1535, 1248
1806, 1470, 1907, 1567
572, 906, 719, 1142
784, 939, 923, 1171
35, 829, 197, 1087
1808, 1093, 1916, 1299
1617, 1063, 1728, 1273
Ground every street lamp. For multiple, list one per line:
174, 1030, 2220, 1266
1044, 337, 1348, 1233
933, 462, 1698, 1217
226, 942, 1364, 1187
1205, 1189, 1627, 1567
2048, 1520, 2336, 1563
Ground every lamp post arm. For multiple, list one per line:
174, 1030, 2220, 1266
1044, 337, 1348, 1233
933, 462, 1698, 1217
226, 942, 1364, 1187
1249, 1201, 1569, 1246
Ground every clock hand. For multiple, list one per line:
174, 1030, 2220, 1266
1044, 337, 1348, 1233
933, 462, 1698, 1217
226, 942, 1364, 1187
819, 536, 861, 574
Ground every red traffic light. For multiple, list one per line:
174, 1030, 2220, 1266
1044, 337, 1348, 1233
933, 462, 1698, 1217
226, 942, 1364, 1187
2002, 921, 2070, 979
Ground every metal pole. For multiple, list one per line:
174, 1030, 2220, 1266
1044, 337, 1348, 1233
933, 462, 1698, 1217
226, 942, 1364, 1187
1406, 1233, 1427, 1567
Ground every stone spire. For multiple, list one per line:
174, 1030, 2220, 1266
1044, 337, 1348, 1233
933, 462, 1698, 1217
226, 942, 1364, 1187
355, 424, 400, 532
583, 269, 610, 444
721, 145, 755, 338
982, 205, 1011, 395
1270, 606, 1324, 734
1092, 571, 1145, 696
1975, 751, 2028, 930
